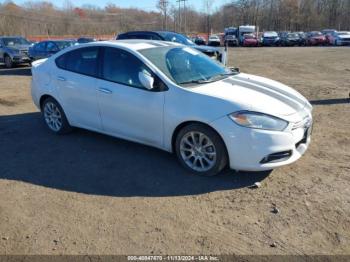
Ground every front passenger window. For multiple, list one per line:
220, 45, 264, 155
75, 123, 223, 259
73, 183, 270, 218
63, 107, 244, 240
102, 47, 149, 89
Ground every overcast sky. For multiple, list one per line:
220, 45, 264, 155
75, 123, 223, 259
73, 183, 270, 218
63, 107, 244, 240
1, 0, 229, 11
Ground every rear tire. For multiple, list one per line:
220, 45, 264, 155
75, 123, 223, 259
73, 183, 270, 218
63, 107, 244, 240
175, 123, 228, 176
41, 97, 72, 135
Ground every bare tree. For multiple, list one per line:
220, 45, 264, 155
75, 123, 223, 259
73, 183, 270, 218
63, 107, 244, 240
157, 0, 169, 30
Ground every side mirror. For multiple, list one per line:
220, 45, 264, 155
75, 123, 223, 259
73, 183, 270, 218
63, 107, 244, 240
138, 71, 154, 90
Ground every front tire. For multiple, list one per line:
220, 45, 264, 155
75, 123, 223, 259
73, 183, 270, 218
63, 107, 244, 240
4, 55, 13, 68
41, 97, 72, 134
175, 123, 228, 176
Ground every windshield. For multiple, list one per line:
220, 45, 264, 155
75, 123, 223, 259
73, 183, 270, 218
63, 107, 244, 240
158, 32, 195, 46
2, 37, 30, 46
140, 46, 237, 86
311, 32, 322, 36
244, 34, 256, 39
264, 32, 278, 37
288, 33, 299, 38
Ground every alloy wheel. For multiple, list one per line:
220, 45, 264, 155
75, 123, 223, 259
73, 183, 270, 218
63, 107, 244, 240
179, 131, 217, 172
43, 102, 63, 132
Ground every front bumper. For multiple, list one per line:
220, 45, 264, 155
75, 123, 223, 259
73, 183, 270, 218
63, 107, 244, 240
211, 115, 312, 171
12, 55, 31, 63
337, 39, 350, 45
226, 39, 238, 45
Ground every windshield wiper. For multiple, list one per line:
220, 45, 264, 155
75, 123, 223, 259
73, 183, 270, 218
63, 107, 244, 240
179, 79, 211, 85
205, 72, 238, 82
179, 72, 238, 85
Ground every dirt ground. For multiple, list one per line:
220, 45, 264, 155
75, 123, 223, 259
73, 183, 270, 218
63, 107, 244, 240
0, 47, 349, 255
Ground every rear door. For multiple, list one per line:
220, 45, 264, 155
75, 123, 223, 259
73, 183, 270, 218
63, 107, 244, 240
54, 46, 102, 130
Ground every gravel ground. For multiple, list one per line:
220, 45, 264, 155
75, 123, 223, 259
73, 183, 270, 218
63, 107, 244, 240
0, 47, 349, 255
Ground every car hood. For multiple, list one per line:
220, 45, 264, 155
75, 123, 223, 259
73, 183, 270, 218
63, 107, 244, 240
6, 44, 31, 51
193, 45, 220, 53
312, 36, 325, 39
338, 35, 350, 39
191, 73, 312, 120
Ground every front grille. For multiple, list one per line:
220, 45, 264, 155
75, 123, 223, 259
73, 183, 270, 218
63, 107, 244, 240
20, 50, 28, 56
202, 51, 216, 57
292, 116, 312, 130
260, 150, 293, 164
296, 129, 309, 148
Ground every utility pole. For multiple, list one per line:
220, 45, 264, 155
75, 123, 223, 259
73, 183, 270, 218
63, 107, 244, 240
164, 0, 168, 30
176, 0, 181, 32
176, 0, 187, 33
158, 0, 169, 30
183, 0, 187, 34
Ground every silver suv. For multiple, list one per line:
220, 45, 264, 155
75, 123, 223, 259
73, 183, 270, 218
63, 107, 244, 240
0, 36, 32, 68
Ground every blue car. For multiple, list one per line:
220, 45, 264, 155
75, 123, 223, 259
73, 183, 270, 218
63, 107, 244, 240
261, 31, 280, 46
29, 40, 76, 61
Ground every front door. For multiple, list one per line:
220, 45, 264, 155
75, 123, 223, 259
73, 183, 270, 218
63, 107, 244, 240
96, 47, 165, 147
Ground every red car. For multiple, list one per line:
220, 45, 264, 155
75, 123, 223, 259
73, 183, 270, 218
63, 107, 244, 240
242, 34, 259, 47
306, 31, 327, 46
322, 29, 337, 45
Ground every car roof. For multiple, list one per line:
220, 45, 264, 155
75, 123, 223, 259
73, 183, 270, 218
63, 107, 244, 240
85, 39, 182, 51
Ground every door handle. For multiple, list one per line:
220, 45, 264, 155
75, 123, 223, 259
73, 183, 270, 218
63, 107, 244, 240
98, 87, 112, 94
57, 76, 66, 81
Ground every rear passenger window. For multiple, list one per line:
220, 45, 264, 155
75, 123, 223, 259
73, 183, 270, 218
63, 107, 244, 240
66, 47, 99, 77
55, 47, 99, 77
55, 54, 66, 69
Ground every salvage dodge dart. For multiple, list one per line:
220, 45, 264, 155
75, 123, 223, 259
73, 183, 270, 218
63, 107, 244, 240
31, 40, 313, 176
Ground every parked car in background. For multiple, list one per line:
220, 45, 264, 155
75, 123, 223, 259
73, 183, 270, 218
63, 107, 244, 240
261, 31, 280, 46
280, 33, 303, 46
208, 35, 221, 46
324, 30, 337, 45
0, 36, 31, 68
117, 31, 224, 63
321, 29, 337, 45
224, 27, 238, 46
328, 31, 350, 46
191, 36, 206, 45
297, 32, 307, 46
29, 40, 76, 61
238, 25, 256, 45
242, 34, 259, 47
77, 37, 96, 44
278, 31, 290, 39
31, 40, 313, 176
306, 31, 327, 46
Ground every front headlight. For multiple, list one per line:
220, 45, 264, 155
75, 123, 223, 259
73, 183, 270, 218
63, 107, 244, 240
229, 111, 289, 131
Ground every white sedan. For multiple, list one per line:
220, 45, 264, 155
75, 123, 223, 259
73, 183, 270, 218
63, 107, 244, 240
31, 40, 313, 176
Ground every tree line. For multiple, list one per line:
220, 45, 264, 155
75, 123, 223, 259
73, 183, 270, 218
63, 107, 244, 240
0, 0, 349, 37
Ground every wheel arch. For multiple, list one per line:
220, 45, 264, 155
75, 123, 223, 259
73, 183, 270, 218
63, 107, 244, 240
39, 94, 55, 110
171, 120, 228, 157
